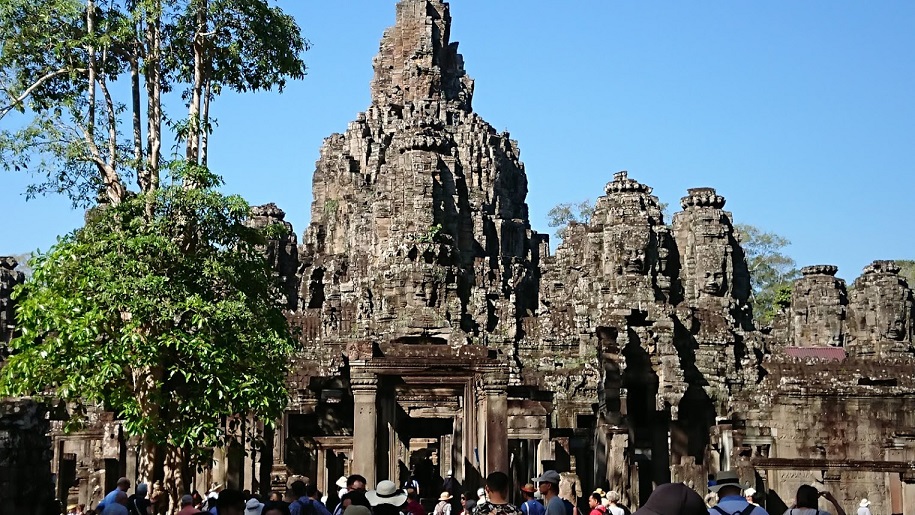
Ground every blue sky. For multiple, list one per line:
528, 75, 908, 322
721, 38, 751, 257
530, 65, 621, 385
1, 1, 913, 282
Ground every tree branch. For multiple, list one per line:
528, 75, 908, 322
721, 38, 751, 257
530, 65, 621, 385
0, 68, 72, 120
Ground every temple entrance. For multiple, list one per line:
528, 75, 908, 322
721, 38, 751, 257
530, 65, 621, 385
398, 417, 452, 499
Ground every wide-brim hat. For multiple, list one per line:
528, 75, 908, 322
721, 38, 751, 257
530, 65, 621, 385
633, 483, 705, 515
367, 480, 408, 507
709, 471, 741, 493
439, 492, 454, 501
245, 498, 264, 515
521, 483, 537, 493
336, 476, 349, 489
536, 470, 561, 485
860, 499, 871, 508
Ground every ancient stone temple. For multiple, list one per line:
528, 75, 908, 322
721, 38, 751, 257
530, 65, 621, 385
3, 1, 915, 513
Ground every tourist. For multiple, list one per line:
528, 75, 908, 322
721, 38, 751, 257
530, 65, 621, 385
102, 491, 130, 515
406, 492, 427, 515
536, 470, 567, 515
127, 483, 151, 515
708, 471, 766, 515
309, 483, 333, 515
344, 507, 372, 515
178, 494, 198, 515
98, 477, 132, 512
782, 485, 845, 515
268, 493, 284, 503
856, 499, 870, 515
213, 489, 247, 515
475, 471, 521, 515
290, 480, 316, 515
264, 502, 293, 515
520, 484, 544, 515
478, 488, 488, 505
333, 475, 369, 515
246, 498, 266, 515
462, 491, 478, 515
435, 492, 455, 515
604, 492, 624, 515
367, 479, 408, 515
443, 470, 461, 498
588, 493, 607, 515
404, 472, 421, 497
633, 483, 705, 515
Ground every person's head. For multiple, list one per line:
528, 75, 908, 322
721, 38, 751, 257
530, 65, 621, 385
709, 471, 742, 498
464, 490, 478, 502
589, 493, 601, 509
347, 475, 367, 492
136, 484, 149, 500
306, 483, 321, 499
536, 471, 560, 497
217, 489, 247, 515
795, 485, 820, 509
114, 491, 129, 506
116, 478, 131, 492
408, 492, 419, 503
343, 507, 371, 515
632, 483, 705, 515
263, 502, 292, 515
606, 491, 620, 505
438, 492, 454, 504
291, 481, 308, 498
484, 472, 510, 500
268, 492, 283, 503
181, 494, 194, 507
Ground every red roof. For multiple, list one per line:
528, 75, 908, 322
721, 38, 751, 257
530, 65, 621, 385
784, 346, 846, 361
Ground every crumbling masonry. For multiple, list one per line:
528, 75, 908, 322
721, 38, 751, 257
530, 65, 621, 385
2, 1, 914, 513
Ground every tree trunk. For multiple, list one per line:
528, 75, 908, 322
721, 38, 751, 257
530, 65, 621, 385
186, 0, 208, 165
145, 1, 162, 192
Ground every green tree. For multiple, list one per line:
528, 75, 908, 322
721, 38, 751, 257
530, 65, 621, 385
0, 166, 295, 504
547, 199, 594, 239
735, 223, 799, 324
0, 0, 309, 205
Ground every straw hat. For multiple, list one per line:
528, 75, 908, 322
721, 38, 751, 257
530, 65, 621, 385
439, 492, 454, 501
860, 499, 871, 508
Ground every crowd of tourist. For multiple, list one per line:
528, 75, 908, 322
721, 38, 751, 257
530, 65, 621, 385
67, 469, 874, 515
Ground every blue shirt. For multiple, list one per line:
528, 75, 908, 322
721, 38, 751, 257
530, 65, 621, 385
97, 489, 122, 512
710, 495, 769, 515
292, 497, 333, 515
521, 500, 545, 515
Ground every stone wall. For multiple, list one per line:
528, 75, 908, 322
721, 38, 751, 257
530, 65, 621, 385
0, 398, 55, 514
0, 256, 25, 358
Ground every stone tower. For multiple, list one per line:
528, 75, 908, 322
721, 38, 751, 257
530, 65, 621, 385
298, 0, 540, 350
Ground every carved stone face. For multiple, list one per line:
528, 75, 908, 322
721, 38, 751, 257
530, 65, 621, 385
887, 319, 906, 341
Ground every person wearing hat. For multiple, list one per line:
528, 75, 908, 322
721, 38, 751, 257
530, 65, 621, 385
708, 471, 766, 515
245, 498, 266, 515
435, 492, 455, 515
856, 499, 871, 515
520, 484, 545, 515
782, 485, 845, 515
632, 483, 705, 515
536, 471, 569, 515
367, 480, 409, 515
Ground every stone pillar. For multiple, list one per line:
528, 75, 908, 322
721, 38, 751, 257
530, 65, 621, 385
483, 372, 509, 475
351, 370, 379, 485
270, 414, 289, 493
0, 398, 55, 515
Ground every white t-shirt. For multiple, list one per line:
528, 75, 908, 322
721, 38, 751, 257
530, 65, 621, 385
608, 506, 624, 515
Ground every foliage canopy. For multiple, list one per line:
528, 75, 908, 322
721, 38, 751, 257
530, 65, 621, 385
0, 167, 295, 451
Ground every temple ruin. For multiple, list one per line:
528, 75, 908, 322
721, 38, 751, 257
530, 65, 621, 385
2, 0, 914, 513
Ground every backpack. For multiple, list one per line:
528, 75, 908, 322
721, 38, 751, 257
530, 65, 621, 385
712, 506, 756, 515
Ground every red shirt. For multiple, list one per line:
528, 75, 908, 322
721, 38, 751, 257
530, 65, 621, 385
407, 500, 428, 515
589, 506, 607, 515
